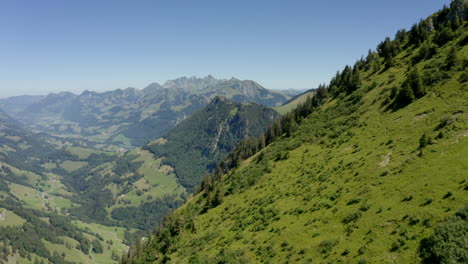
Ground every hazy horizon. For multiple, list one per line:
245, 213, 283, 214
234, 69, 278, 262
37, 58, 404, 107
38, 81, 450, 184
0, 75, 312, 99
1, 0, 451, 98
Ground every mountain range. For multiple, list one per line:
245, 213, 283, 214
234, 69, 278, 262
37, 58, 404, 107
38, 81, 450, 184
0, 1, 466, 263
4, 76, 290, 147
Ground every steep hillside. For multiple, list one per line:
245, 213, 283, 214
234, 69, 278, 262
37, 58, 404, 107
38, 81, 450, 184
144, 97, 280, 191
15, 76, 289, 147
123, 2, 468, 263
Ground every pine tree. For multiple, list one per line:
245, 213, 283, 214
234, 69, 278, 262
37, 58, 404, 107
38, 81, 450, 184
349, 67, 362, 93
416, 40, 437, 62
394, 83, 415, 106
407, 67, 425, 98
452, 13, 461, 30
446, 46, 460, 70
434, 25, 453, 45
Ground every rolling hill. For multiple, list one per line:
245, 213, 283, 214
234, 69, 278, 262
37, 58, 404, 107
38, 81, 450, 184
123, 1, 468, 263
13, 76, 289, 147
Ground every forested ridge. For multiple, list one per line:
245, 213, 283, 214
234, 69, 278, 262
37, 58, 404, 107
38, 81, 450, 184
143, 96, 281, 192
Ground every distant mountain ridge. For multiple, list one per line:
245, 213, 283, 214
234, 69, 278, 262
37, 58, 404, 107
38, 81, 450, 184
0, 95, 45, 117
13, 76, 290, 147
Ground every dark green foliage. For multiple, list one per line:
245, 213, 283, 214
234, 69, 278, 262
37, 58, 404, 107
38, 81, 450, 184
0, 199, 89, 263
113, 155, 143, 176
61, 153, 143, 225
443, 192, 453, 199
365, 50, 381, 72
342, 211, 362, 224
393, 84, 415, 107
377, 37, 400, 63
406, 67, 425, 98
111, 195, 182, 231
414, 40, 438, 63
420, 204, 468, 264
329, 66, 362, 96
392, 66, 426, 108
319, 239, 338, 254
402, 195, 413, 202
446, 46, 461, 70
435, 24, 454, 46
92, 239, 104, 254
346, 198, 360, 205
143, 97, 280, 191
419, 133, 432, 149
409, 20, 430, 45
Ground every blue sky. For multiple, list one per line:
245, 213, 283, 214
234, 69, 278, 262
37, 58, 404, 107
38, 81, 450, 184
0, 0, 451, 97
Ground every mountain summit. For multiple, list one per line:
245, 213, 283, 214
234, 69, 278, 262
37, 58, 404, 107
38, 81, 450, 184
12, 76, 289, 147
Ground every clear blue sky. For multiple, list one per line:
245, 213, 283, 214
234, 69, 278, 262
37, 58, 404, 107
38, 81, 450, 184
0, 0, 451, 98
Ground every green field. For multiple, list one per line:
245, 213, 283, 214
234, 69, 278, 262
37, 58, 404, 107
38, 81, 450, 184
0, 209, 26, 227
60, 160, 88, 172
109, 149, 185, 209
66, 146, 110, 159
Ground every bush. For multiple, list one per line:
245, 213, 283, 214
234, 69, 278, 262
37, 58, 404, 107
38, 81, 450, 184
419, 133, 432, 149
419, 205, 468, 264
92, 239, 103, 254
342, 211, 362, 224
319, 239, 338, 254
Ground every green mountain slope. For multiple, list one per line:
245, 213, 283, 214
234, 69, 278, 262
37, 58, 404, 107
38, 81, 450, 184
123, 2, 468, 263
14, 76, 289, 147
274, 89, 316, 115
0, 110, 128, 264
143, 97, 281, 191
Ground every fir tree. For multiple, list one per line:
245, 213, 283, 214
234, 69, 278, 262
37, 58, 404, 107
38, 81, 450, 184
446, 46, 460, 70
452, 13, 461, 30
407, 67, 425, 98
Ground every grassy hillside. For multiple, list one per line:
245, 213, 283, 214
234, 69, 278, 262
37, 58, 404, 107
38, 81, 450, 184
123, 2, 468, 263
274, 90, 316, 115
